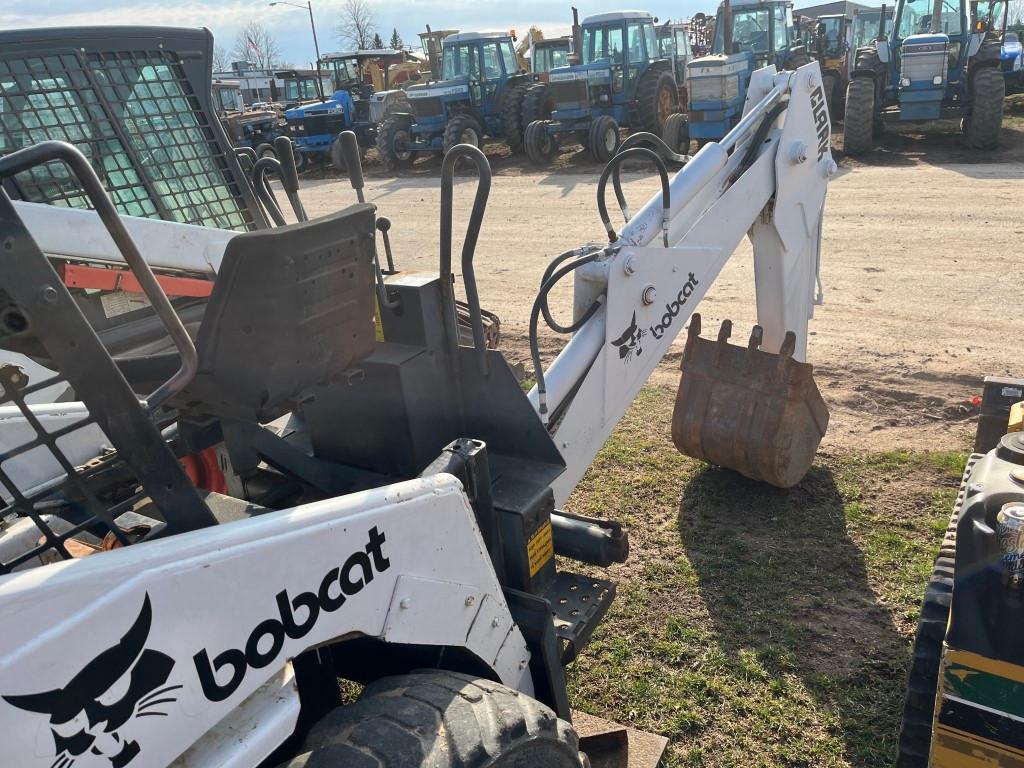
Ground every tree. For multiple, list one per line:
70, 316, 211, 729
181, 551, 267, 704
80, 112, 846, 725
230, 21, 282, 70
372, 32, 385, 49
389, 27, 403, 50
337, 0, 377, 50
213, 46, 231, 72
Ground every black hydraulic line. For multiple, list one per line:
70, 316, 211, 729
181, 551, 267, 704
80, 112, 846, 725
440, 144, 492, 376
529, 251, 603, 424
596, 147, 671, 247
610, 132, 689, 223
0, 141, 197, 411
251, 156, 287, 227
727, 101, 789, 186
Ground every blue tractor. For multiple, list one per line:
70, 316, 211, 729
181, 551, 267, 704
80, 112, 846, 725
523, 11, 686, 165
842, 0, 1006, 154
375, 32, 533, 170
685, 0, 809, 147
283, 53, 410, 170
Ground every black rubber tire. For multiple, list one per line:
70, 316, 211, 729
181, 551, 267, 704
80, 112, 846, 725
255, 142, 276, 160
661, 112, 690, 155
965, 66, 1005, 150
376, 115, 416, 171
524, 120, 556, 165
278, 670, 587, 768
895, 456, 976, 767
501, 83, 531, 153
635, 68, 678, 135
330, 133, 358, 171
589, 115, 619, 163
786, 49, 811, 70
843, 78, 875, 155
294, 151, 311, 172
521, 82, 553, 126
443, 114, 483, 154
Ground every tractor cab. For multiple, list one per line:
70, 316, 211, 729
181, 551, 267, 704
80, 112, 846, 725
813, 14, 853, 67
657, 22, 696, 88
276, 69, 327, 109
531, 36, 572, 80
213, 81, 284, 154
376, 32, 532, 168
851, 5, 895, 49
686, 0, 805, 142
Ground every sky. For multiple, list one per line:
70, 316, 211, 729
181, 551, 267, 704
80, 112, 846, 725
2, 0, 724, 67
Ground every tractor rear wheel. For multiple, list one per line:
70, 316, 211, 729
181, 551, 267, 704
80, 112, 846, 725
443, 114, 483, 154
525, 120, 556, 165
521, 82, 553, 126
501, 83, 531, 153
842, 78, 875, 155
278, 670, 587, 768
895, 456, 974, 767
661, 112, 690, 155
965, 66, 1005, 150
589, 115, 620, 163
376, 115, 416, 171
636, 69, 679, 134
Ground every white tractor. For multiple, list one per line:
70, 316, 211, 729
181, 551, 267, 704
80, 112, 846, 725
0, 25, 834, 768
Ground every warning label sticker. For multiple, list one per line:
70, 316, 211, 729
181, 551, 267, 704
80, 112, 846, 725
527, 520, 554, 577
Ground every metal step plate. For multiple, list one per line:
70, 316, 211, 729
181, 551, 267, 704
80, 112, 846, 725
543, 571, 616, 664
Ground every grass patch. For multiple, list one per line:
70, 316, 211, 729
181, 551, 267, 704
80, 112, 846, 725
564, 386, 967, 767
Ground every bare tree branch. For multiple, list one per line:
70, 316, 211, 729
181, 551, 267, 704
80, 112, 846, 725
230, 21, 283, 71
336, 0, 378, 50
213, 45, 231, 72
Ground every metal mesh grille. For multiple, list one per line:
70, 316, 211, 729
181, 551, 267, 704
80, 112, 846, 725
0, 49, 256, 231
550, 79, 589, 109
0, 365, 149, 576
688, 74, 739, 103
901, 49, 947, 83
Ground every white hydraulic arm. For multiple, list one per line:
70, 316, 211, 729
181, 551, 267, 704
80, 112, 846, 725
528, 63, 836, 505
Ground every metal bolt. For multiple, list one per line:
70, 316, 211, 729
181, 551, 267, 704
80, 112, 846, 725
40, 285, 58, 304
519, 659, 528, 670
465, 595, 475, 607
491, 617, 500, 628
1011, 468, 1024, 485
623, 255, 636, 275
790, 141, 808, 165
399, 597, 411, 610
641, 285, 657, 305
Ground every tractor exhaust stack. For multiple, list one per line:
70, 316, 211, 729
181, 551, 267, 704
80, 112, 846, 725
570, 7, 582, 65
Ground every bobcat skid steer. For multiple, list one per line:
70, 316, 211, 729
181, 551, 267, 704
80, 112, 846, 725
0, 26, 834, 768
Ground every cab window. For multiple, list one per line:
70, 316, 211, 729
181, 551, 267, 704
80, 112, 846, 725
582, 25, 626, 64
442, 43, 480, 80
501, 41, 519, 74
628, 23, 649, 63
481, 42, 503, 79
773, 5, 789, 52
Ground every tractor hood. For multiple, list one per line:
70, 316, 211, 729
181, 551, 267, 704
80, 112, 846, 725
406, 78, 471, 99
285, 90, 354, 119
548, 61, 611, 84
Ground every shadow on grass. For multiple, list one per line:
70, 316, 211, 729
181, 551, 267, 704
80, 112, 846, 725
677, 464, 907, 766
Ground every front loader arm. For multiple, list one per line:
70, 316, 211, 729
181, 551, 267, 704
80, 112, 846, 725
528, 63, 836, 504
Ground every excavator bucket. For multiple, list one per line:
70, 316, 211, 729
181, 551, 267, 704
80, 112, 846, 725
671, 314, 829, 488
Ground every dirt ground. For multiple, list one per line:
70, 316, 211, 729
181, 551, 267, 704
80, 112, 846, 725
297, 111, 1024, 457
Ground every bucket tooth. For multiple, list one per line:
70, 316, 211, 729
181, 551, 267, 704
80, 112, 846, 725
671, 314, 829, 488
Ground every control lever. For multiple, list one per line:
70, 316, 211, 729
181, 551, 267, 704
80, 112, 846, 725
251, 157, 287, 227
338, 131, 365, 203
375, 217, 396, 273
273, 136, 307, 222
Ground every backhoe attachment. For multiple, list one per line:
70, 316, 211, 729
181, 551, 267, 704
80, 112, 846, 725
671, 315, 829, 488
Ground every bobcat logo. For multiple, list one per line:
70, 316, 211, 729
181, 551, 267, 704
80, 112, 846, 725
4, 595, 178, 768
611, 311, 646, 362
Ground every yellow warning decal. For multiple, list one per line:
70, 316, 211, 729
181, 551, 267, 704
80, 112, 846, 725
527, 520, 554, 577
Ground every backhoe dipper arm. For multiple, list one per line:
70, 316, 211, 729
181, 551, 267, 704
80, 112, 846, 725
528, 63, 836, 505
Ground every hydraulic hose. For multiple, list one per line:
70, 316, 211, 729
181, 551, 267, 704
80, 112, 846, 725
251, 156, 287, 227
610, 132, 689, 222
727, 100, 788, 186
597, 147, 671, 247
529, 251, 604, 425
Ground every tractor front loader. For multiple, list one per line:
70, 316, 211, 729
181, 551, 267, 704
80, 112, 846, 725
0, 25, 834, 768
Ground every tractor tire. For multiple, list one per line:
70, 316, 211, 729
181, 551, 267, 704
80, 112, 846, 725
661, 112, 690, 155
521, 82, 553, 126
294, 151, 311, 172
636, 68, 679, 135
255, 142, 277, 160
965, 66, 1005, 150
330, 133, 362, 172
278, 670, 587, 768
443, 114, 483, 154
786, 49, 811, 70
589, 115, 620, 163
376, 115, 416, 171
842, 78, 875, 155
524, 120, 556, 165
500, 83, 531, 153
895, 456, 976, 767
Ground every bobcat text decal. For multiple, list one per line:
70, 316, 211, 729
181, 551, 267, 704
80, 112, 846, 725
194, 526, 390, 702
809, 84, 830, 161
611, 273, 700, 363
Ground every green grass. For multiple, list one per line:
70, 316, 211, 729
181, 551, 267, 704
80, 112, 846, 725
563, 386, 967, 768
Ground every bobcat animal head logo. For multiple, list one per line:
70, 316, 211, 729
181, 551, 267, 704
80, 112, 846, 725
611, 311, 646, 363
3, 594, 178, 768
